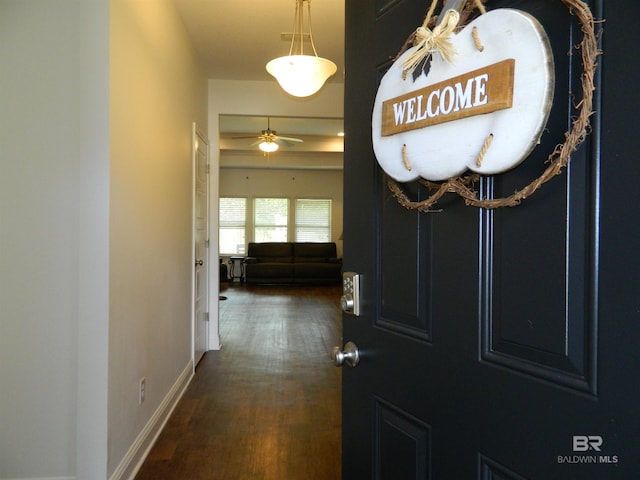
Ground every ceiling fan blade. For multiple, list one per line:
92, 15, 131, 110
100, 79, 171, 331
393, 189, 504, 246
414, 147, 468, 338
278, 138, 295, 147
277, 136, 304, 143
232, 119, 304, 150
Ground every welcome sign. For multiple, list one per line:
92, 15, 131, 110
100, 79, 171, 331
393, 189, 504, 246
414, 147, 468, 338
382, 59, 514, 136
372, 9, 554, 182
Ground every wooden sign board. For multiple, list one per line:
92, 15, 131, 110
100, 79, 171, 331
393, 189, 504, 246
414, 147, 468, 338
381, 59, 514, 136
371, 9, 554, 182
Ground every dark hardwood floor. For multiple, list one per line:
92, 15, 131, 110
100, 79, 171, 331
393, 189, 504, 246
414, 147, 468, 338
135, 283, 342, 480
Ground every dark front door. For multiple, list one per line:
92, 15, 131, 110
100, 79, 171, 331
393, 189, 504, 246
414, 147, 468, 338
341, 0, 640, 478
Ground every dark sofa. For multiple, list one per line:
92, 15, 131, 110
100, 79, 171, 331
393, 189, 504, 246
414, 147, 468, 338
244, 242, 342, 285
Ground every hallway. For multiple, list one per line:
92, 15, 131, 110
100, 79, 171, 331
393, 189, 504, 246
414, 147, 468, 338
135, 284, 342, 479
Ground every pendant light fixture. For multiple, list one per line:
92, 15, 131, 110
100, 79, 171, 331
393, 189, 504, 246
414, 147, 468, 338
266, 0, 337, 97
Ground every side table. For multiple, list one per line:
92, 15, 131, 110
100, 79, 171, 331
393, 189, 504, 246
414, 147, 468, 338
228, 256, 246, 283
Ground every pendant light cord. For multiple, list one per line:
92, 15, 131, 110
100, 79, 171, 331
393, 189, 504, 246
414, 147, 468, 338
287, 0, 320, 58
306, 0, 320, 57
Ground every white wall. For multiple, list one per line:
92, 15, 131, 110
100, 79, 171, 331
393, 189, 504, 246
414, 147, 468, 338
76, 2, 111, 478
0, 1, 109, 478
109, 0, 207, 476
0, 0, 207, 478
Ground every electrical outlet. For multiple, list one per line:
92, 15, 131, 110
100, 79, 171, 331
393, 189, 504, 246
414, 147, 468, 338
139, 377, 146, 405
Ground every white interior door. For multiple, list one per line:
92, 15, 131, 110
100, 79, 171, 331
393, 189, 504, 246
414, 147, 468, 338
193, 125, 209, 366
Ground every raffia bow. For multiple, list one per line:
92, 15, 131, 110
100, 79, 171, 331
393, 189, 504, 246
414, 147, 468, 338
402, 8, 461, 79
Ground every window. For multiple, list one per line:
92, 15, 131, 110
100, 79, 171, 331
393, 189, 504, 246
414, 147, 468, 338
254, 198, 289, 242
219, 197, 247, 254
295, 199, 331, 242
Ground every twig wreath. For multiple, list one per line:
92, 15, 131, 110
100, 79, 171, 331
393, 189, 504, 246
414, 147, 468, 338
385, 0, 602, 212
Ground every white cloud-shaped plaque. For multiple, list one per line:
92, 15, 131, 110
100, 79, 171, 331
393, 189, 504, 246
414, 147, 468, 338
372, 9, 554, 182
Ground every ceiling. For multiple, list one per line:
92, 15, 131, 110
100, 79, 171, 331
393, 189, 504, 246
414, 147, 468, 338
218, 114, 344, 170
219, 115, 343, 138
173, 0, 346, 165
173, 0, 345, 83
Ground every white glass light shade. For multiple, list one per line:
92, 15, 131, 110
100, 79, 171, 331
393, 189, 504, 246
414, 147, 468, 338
259, 140, 279, 153
266, 55, 337, 97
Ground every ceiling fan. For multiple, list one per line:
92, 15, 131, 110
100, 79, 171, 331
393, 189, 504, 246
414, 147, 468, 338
232, 117, 303, 154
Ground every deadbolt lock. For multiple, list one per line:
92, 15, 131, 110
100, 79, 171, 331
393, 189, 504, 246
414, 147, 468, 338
340, 272, 361, 316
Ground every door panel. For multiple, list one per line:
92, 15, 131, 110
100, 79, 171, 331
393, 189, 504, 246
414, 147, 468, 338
480, 158, 596, 392
375, 398, 431, 479
343, 0, 639, 478
193, 128, 209, 366
379, 182, 432, 340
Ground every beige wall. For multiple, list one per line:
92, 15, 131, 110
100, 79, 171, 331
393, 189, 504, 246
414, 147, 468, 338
109, 0, 207, 476
220, 168, 344, 256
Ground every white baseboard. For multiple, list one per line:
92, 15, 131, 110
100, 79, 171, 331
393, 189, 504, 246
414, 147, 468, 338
108, 361, 194, 480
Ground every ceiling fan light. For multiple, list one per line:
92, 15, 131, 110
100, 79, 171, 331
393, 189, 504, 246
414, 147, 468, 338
266, 55, 337, 97
259, 140, 279, 153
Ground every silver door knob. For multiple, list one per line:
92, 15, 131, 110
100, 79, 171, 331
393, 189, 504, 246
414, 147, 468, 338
332, 341, 360, 367
195, 259, 203, 266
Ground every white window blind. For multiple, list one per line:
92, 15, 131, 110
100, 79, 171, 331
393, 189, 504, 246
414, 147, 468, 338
295, 198, 331, 242
254, 198, 289, 242
219, 197, 247, 254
